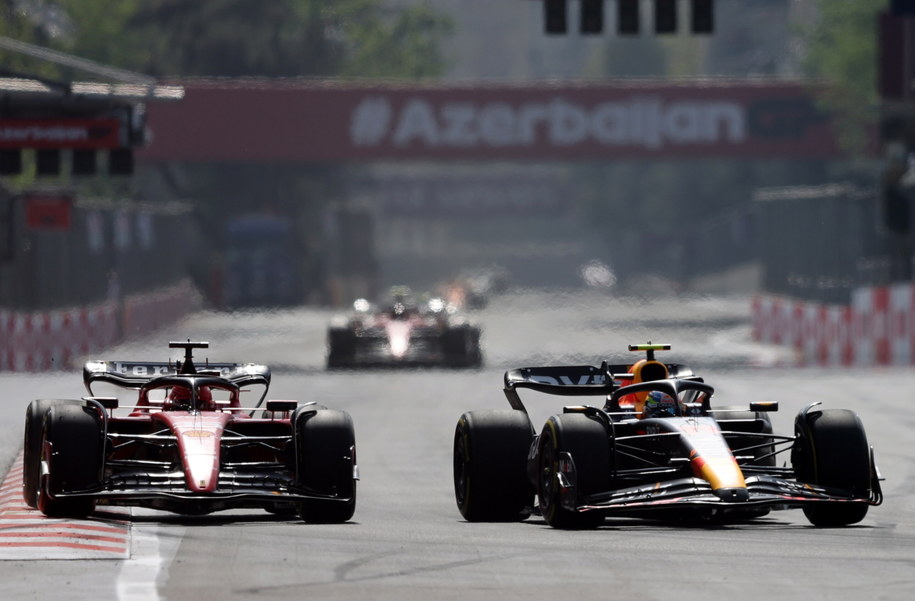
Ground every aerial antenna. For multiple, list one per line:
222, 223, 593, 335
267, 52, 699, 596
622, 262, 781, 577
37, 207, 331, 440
628, 342, 671, 362
169, 340, 209, 375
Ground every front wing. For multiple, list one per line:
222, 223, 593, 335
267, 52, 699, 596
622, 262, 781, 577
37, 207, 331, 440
48, 471, 356, 514
568, 473, 882, 516
352, 335, 446, 363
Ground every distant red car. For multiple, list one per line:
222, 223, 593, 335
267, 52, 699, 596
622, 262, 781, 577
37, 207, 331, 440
327, 291, 482, 369
23, 341, 357, 522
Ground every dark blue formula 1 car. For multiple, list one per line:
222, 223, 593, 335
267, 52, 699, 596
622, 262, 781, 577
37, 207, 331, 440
453, 344, 882, 528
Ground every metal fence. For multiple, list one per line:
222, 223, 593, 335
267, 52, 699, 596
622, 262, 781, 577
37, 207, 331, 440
601, 182, 900, 304
0, 189, 194, 312
603, 203, 760, 293
753, 184, 888, 305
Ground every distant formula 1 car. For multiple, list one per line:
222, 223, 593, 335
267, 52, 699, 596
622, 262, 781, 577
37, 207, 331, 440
453, 343, 882, 528
327, 290, 482, 369
23, 341, 357, 522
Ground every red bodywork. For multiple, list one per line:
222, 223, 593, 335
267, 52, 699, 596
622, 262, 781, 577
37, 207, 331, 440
30, 359, 354, 517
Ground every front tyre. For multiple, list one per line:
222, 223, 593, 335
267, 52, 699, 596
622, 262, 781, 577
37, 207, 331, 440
295, 409, 357, 523
453, 410, 534, 521
793, 408, 872, 527
23, 399, 80, 508
38, 403, 102, 518
538, 413, 610, 529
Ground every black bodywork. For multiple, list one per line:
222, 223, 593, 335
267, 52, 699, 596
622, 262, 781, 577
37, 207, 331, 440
454, 350, 883, 528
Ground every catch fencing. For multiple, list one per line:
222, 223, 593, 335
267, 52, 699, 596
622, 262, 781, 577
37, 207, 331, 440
0, 188, 201, 371
754, 184, 888, 305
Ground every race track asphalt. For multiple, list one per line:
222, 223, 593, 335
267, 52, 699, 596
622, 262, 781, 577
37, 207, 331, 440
1, 290, 912, 601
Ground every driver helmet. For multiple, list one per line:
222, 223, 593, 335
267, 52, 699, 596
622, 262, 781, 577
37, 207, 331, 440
166, 385, 214, 411
622, 359, 670, 414
643, 390, 677, 417
165, 385, 191, 411
197, 386, 214, 410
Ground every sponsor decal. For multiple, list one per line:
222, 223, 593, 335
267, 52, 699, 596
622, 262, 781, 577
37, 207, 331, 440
183, 430, 213, 438
529, 374, 608, 386
106, 362, 238, 376
110, 362, 175, 376
350, 95, 745, 151
0, 119, 122, 149
140, 81, 840, 161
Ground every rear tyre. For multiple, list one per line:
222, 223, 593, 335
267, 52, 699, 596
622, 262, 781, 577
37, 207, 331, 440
453, 410, 534, 521
295, 409, 357, 523
23, 399, 80, 508
793, 408, 871, 527
443, 326, 483, 368
715, 408, 775, 467
326, 328, 356, 369
538, 413, 610, 529
37, 403, 102, 518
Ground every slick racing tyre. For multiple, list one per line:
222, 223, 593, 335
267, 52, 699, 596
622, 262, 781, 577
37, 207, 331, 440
295, 409, 357, 523
538, 413, 610, 529
38, 403, 103, 518
793, 408, 871, 527
326, 328, 356, 369
443, 326, 483, 368
23, 399, 81, 508
715, 408, 776, 467
453, 410, 534, 521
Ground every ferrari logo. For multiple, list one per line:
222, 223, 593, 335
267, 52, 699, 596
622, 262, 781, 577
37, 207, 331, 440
184, 430, 213, 438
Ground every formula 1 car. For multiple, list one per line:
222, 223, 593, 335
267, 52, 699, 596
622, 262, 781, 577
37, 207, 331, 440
453, 343, 882, 528
326, 290, 482, 369
23, 341, 357, 522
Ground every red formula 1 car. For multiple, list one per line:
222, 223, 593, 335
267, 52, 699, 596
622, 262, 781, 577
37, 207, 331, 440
453, 343, 883, 528
23, 341, 357, 522
327, 291, 482, 369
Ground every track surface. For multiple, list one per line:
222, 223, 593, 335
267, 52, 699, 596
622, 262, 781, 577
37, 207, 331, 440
0, 290, 912, 600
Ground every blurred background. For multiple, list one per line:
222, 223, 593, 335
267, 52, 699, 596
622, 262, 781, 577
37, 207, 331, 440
0, 0, 911, 369
4, 4, 915, 594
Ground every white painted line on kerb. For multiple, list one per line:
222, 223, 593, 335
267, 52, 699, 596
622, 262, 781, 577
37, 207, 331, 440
117, 524, 161, 601
117, 515, 184, 601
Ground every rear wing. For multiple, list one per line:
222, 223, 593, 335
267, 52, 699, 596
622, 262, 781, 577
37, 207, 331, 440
83, 360, 271, 393
502, 362, 699, 412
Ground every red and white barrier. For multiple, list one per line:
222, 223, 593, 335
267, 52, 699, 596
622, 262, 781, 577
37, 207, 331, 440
0, 280, 198, 372
0, 303, 118, 371
753, 282, 915, 367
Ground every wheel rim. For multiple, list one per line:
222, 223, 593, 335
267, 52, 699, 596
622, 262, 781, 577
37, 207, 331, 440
454, 427, 470, 507
539, 436, 557, 517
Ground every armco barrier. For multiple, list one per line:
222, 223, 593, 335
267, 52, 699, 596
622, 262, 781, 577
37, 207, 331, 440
0, 280, 199, 372
752, 282, 915, 367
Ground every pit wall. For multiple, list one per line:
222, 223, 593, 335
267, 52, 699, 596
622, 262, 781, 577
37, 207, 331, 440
0, 280, 199, 372
752, 283, 915, 367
